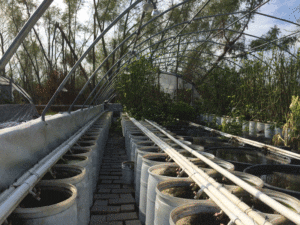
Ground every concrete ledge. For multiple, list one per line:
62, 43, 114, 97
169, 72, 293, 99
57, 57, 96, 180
0, 105, 104, 192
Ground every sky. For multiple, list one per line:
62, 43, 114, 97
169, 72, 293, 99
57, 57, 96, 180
50, 0, 300, 43
246, 0, 300, 41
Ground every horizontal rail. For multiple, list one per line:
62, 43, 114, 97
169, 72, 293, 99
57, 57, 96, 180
0, 110, 106, 224
128, 116, 259, 225
189, 122, 300, 161
146, 119, 300, 225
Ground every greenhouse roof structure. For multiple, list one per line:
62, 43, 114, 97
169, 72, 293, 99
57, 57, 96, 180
0, 0, 299, 118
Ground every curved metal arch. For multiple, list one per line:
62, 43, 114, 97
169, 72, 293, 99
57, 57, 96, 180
136, 11, 300, 52
147, 0, 271, 62
153, 56, 229, 74
90, 56, 202, 106
75, 0, 288, 108
70, 0, 284, 111
153, 60, 207, 75
67, 0, 300, 110
138, 38, 274, 71
68, 33, 135, 112
41, 0, 142, 120
94, 54, 231, 105
81, 54, 130, 108
69, 0, 195, 112
153, 49, 243, 69
137, 27, 298, 59
95, 67, 205, 105
84, 39, 238, 105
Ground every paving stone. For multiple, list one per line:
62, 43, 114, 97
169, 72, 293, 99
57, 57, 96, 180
125, 220, 142, 225
112, 179, 123, 184
111, 188, 134, 194
101, 166, 111, 169
91, 205, 121, 214
109, 195, 135, 205
99, 176, 120, 180
110, 172, 122, 176
121, 204, 135, 212
122, 184, 133, 189
99, 172, 111, 175
93, 200, 108, 206
106, 212, 138, 221
96, 222, 123, 225
102, 180, 113, 184
120, 194, 134, 199
98, 184, 121, 189
97, 189, 111, 194
89, 215, 106, 224
94, 194, 119, 200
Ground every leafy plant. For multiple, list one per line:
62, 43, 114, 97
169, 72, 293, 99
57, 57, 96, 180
219, 120, 242, 136
272, 96, 300, 152
115, 57, 195, 126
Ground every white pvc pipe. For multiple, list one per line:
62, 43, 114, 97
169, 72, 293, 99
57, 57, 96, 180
129, 117, 256, 225
147, 120, 300, 225
146, 124, 272, 225
0, 111, 106, 224
189, 121, 300, 161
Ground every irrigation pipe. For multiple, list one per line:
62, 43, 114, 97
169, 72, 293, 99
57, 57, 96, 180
129, 117, 258, 225
146, 119, 300, 224
189, 122, 300, 162
0, 110, 106, 224
140, 122, 273, 225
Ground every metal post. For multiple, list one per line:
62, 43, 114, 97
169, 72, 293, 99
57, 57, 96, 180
0, 0, 54, 71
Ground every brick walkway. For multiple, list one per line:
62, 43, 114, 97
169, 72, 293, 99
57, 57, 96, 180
89, 129, 141, 225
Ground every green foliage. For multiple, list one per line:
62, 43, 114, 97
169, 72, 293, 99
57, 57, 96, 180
250, 26, 297, 52
170, 101, 196, 122
273, 96, 300, 151
219, 120, 242, 136
116, 57, 196, 125
110, 117, 123, 135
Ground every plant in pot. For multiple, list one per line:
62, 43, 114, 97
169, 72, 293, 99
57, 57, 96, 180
220, 115, 242, 136
272, 96, 300, 152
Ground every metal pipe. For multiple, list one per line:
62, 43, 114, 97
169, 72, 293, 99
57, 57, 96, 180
189, 122, 300, 161
41, 0, 142, 121
147, 119, 300, 224
129, 117, 257, 225
153, 49, 243, 69
142, 121, 272, 225
68, 34, 135, 113
0, 0, 54, 71
77, 0, 192, 108
0, 110, 105, 224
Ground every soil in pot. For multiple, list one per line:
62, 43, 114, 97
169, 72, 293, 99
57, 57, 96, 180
57, 157, 85, 165
161, 186, 207, 199
243, 196, 295, 214
261, 172, 300, 192
42, 169, 78, 180
150, 156, 168, 162
215, 176, 256, 186
176, 212, 230, 225
19, 189, 71, 208
155, 167, 179, 177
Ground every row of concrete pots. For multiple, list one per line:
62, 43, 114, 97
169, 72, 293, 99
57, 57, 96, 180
200, 113, 285, 139
121, 114, 300, 225
8, 112, 113, 225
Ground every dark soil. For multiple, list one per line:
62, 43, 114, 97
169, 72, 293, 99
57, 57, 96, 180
42, 169, 79, 180
176, 212, 230, 225
19, 189, 71, 208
